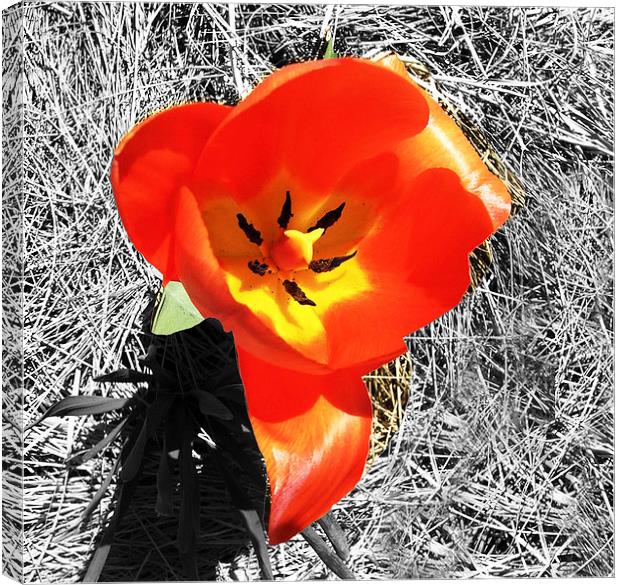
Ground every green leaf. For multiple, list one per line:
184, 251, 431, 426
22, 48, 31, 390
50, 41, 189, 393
239, 508, 273, 580
323, 32, 338, 60
68, 417, 128, 465
178, 425, 199, 554
155, 437, 174, 517
190, 390, 234, 421
120, 394, 173, 482
151, 281, 204, 336
28, 395, 129, 429
94, 368, 152, 384
213, 450, 273, 580
82, 459, 120, 520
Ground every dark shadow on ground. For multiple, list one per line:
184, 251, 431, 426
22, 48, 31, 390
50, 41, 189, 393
78, 295, 268, 582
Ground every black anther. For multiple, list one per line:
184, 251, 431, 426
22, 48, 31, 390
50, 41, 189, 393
307, 202, 345, 233
309, 251, 357, 273
248, 260, 269, 276
282, 280, 316, 306
277, 190, 293, 229
237, 213, 263, 246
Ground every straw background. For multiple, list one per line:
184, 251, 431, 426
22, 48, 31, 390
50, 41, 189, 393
2, 3, 613, 582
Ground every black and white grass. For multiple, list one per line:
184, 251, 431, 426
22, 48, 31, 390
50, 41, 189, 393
2, 2, 613, 583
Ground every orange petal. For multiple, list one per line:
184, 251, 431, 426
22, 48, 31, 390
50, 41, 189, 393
317, 168, 498, 371
173, 186, 242, 325
376, 53, 410, 79
111, 103, 231, 280
174, 187, 324, 374
309, 151, 400, 258
237, 347, 372, 544
377, 53, 511, 229
190, 58, 430, 238
396, 94, 511, 229
229, 59, 332, 114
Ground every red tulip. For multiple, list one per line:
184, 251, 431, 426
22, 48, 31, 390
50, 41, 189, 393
112, 56, 511, 544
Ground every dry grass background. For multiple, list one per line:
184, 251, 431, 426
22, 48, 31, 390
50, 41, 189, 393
2, 2, 613, 582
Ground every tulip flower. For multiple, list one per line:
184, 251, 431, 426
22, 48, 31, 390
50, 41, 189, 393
112, 56, 511, 544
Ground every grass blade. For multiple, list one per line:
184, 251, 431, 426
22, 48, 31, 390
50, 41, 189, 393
120, 395, 173, 482
68, 417, 128, 465
302, 525, 355, 579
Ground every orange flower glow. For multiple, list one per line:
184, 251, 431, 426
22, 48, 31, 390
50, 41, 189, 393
112, 57, 511, 544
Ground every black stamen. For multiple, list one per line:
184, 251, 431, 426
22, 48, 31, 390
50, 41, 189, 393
309, 251, 357, 273
237, 213, 263, 246
248, 260, 269, 276
282, 280, 316, 306
307, 202, 346, 233
277, 190, 293, 229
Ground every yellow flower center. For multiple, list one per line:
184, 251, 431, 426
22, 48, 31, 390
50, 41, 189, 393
269, 229, 324, 272
236, 191, 358, 307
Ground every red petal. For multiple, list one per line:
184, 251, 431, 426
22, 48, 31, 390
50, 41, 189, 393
237, 347, 372, 544
111, 103, 231, 280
